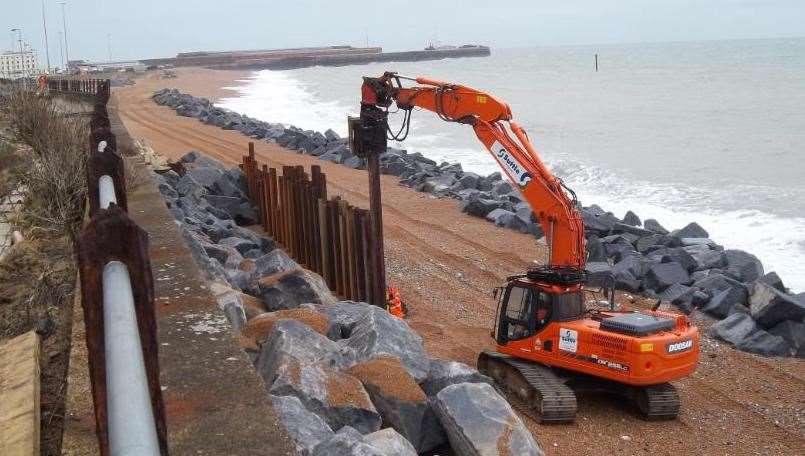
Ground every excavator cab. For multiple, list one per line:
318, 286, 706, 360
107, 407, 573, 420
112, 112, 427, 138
494, 279, 584, 346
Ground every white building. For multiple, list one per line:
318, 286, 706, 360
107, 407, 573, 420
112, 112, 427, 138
0, 48, 39, 79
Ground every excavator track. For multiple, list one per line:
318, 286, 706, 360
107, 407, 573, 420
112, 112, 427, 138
631, 382, 680, 420
478, 351, 577, 423
479, 351, 682, 422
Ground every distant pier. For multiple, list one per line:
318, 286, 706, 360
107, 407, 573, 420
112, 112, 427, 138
140, 45, 491, 71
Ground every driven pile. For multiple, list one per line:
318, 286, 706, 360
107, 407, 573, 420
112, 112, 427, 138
150, 151, 543, 455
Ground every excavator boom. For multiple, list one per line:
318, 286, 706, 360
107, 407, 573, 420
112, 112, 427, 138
355, 72, 698, 423
360, 72, 585, 270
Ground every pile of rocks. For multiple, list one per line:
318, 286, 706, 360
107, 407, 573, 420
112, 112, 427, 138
580, 211, 804, 357
151, 89, 803, 359
151, 151, 543, 455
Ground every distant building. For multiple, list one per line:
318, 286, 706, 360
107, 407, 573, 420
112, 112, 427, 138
74, 60, 147, 74
0, 48, 39, 79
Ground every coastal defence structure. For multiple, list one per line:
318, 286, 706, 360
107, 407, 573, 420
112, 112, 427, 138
140, 44, 491, 71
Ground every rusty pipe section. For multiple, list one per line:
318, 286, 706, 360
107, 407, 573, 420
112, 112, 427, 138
102, 261, 160, 455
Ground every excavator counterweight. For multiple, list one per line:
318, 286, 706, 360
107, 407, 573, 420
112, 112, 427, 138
354, 72, 699, 422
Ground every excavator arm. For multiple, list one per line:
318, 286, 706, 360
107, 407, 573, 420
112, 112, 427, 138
359, 72, 585, 270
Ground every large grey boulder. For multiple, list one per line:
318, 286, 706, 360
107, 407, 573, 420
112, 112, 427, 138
347, 356, 445, 452
420, 174, 457, 195
255, 319, 350, 384
187, 166, 224, 190
644, 218, 669, 235
648, 247, 697, 273
581, 209, 619, 235
613, 254, 649, 280
485, 207, 529, 232
622, 210, 641, 227
586, 262, 613, 288
257, 269, 336, 311
635, 234, 677, 253
314, 301, 374, 340
749, 282, 805, 329
341, 306, 430, 382
461, 197, 503, 218
586, 236, 607, 262
254, 249, 299, 278
205, 195, 258, 225
198, 216, 237, 242
643, 262, 690, 292
724, 249, 764, 283
271, 394, 334, 456
433, 382, 543, 456
218, 236, 259, 255
692, 273, 744, 295
491, 180, 514, 197
736, 330, 791, 357
455, 172, 481, 190
756, 271, 785, 292
212, 173, 246, 199
214, 285, 248, 332
670, 222, 709, 239
769, 320, 805, 357
421, 359, 492, 396
701, 285, 747, 319
312, 426, 415, 456
612, 222, 653, 237
363, 428, 418, 456
485, 208, 515, 227
711, 312, 790, 356
270, 360, 381, 434
175, 173, 207, 199
201, 242, 232, 265
709, 313, 760, 346
690, 249, 726, 271
658, 283, 691, 303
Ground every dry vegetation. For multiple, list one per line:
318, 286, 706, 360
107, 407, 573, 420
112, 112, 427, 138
0, 89, 88, 455
5, 91, 88, 239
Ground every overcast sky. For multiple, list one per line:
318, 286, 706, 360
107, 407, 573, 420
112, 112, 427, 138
3, 0, 804, 64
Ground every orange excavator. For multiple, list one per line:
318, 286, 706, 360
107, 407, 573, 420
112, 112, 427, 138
352, 72, 699, 422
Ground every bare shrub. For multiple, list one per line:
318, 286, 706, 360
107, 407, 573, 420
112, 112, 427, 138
7, 91, 88, 239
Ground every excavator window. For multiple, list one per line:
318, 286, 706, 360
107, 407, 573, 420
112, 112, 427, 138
552, 292, 585, 321
498, 284, 552, 344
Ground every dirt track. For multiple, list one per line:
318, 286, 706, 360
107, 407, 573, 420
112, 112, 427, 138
114, 68, 805, 455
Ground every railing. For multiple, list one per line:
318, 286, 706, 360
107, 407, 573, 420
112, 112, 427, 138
241, 143, 387, 306
47, 77, 108, 96
50, 79, 168, 455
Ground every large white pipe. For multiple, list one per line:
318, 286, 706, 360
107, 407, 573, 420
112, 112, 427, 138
103, 261, 160, 455
99, 175, 116, 209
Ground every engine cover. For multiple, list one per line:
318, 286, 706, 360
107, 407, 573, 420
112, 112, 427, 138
599, 312, 675, 337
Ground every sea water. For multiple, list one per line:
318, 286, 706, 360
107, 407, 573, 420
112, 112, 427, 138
218, 38, 805, 291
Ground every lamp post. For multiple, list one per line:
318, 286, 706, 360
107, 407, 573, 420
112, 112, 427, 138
58, 2, 69, 72
41, 0, 51, 72
58, 31, 64, 70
